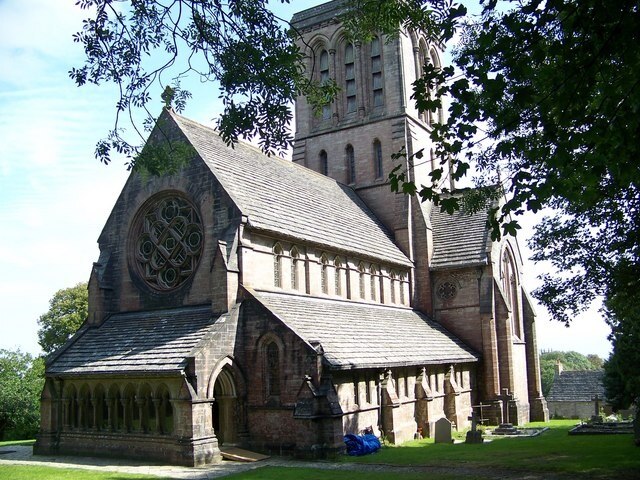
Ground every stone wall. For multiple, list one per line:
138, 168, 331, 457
88, 120, 242, 326
548, 401, 597, 420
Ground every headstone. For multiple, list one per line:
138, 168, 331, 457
434, 417, 452, 444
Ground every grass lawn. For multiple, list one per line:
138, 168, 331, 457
344, 419, 640, 477
0, 439, 35, 447
223, 466, 474, 480
1, 421, 637, 479
0, 465, 167, 480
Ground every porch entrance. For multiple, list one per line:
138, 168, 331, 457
211, 367, 238, 446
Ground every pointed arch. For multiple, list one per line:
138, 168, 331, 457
389, 270, 397, 304
155, 384, 173, 435
399, 272, 407, 305
273, 242, 283, 288
334, 256, 344, 296
290, 246, 301, 291
345, 144, 356, 184
319, 150, 328, 176
373, 139, 383, 179
501, 244, 522, 338
321, 253, 329, 294
258, 333, 285, 402
370, 264, 379, 302
358, 262, 366, 299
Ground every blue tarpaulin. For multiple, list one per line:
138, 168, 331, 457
343, 433, 381, 456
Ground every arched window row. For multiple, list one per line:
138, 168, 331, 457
61, 382, 174, 435
316, 253, 408, 305
271, 243, 409, 304
317, 139, 385, 183
413, 37, 444, 126
274, 243, 309, 293
309, 34, 385, 123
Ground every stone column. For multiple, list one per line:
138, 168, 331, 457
523, 292, 549, 421
153, 398, 161, 434
63, 399, 70, 430
106, 397, 113, 432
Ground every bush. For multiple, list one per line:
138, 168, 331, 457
0, 349, 44, 440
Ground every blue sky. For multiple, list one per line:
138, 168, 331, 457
0, 0, 611, 359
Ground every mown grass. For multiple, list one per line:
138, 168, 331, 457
0, 439, 35, 447
0, 465, 167, 480
223, 466, 472, 480
344, 419, 640, 477
1, 421, 637, 479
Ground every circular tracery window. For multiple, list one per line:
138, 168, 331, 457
437, 281, 458, 300
131, 194, 203, 291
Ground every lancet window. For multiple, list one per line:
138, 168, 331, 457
273, 243, 283, 288
345, 43, 357, 114
373, 139, 383, 179
266, 342, 281, 396
291, 246, 300, 291
320, 150, 328, 176
346, 144, 356, 184
321, 254, 329, 294
319, 49, 332, 120
371, 36, 384, 107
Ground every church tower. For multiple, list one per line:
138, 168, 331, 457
291, 0, 448, 313
291, 1, 548, 425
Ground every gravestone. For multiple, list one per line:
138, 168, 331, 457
434, 417, 453, 444
465, 408, 484, 444
494, 388, 519, 435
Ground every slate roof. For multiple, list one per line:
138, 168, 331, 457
47, 306, 217, 377
250, 289, 478, 369
171, 111, 411, 267
547, 370, 606, 402
430, 202, 492, 270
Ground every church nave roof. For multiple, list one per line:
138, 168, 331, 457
248, 289, 478, 369
169, 111, 412, 268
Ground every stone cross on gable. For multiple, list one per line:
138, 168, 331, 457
498, 388, 513, 425
592, 394, 602, 416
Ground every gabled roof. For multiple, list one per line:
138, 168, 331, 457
47, 306, 218, 377
249, 289, 478, 370
170, 111, 411, 267
430, 201, 492, 270
547, 370, 606, 402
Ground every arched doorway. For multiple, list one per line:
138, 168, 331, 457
211, 367, 238, 446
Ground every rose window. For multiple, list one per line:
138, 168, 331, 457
437, 281, 457, 300
132, 195, 203, 291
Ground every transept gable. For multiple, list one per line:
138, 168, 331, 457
169, 111, 412, 267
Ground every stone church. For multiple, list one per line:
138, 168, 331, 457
35, 0, 548, 466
